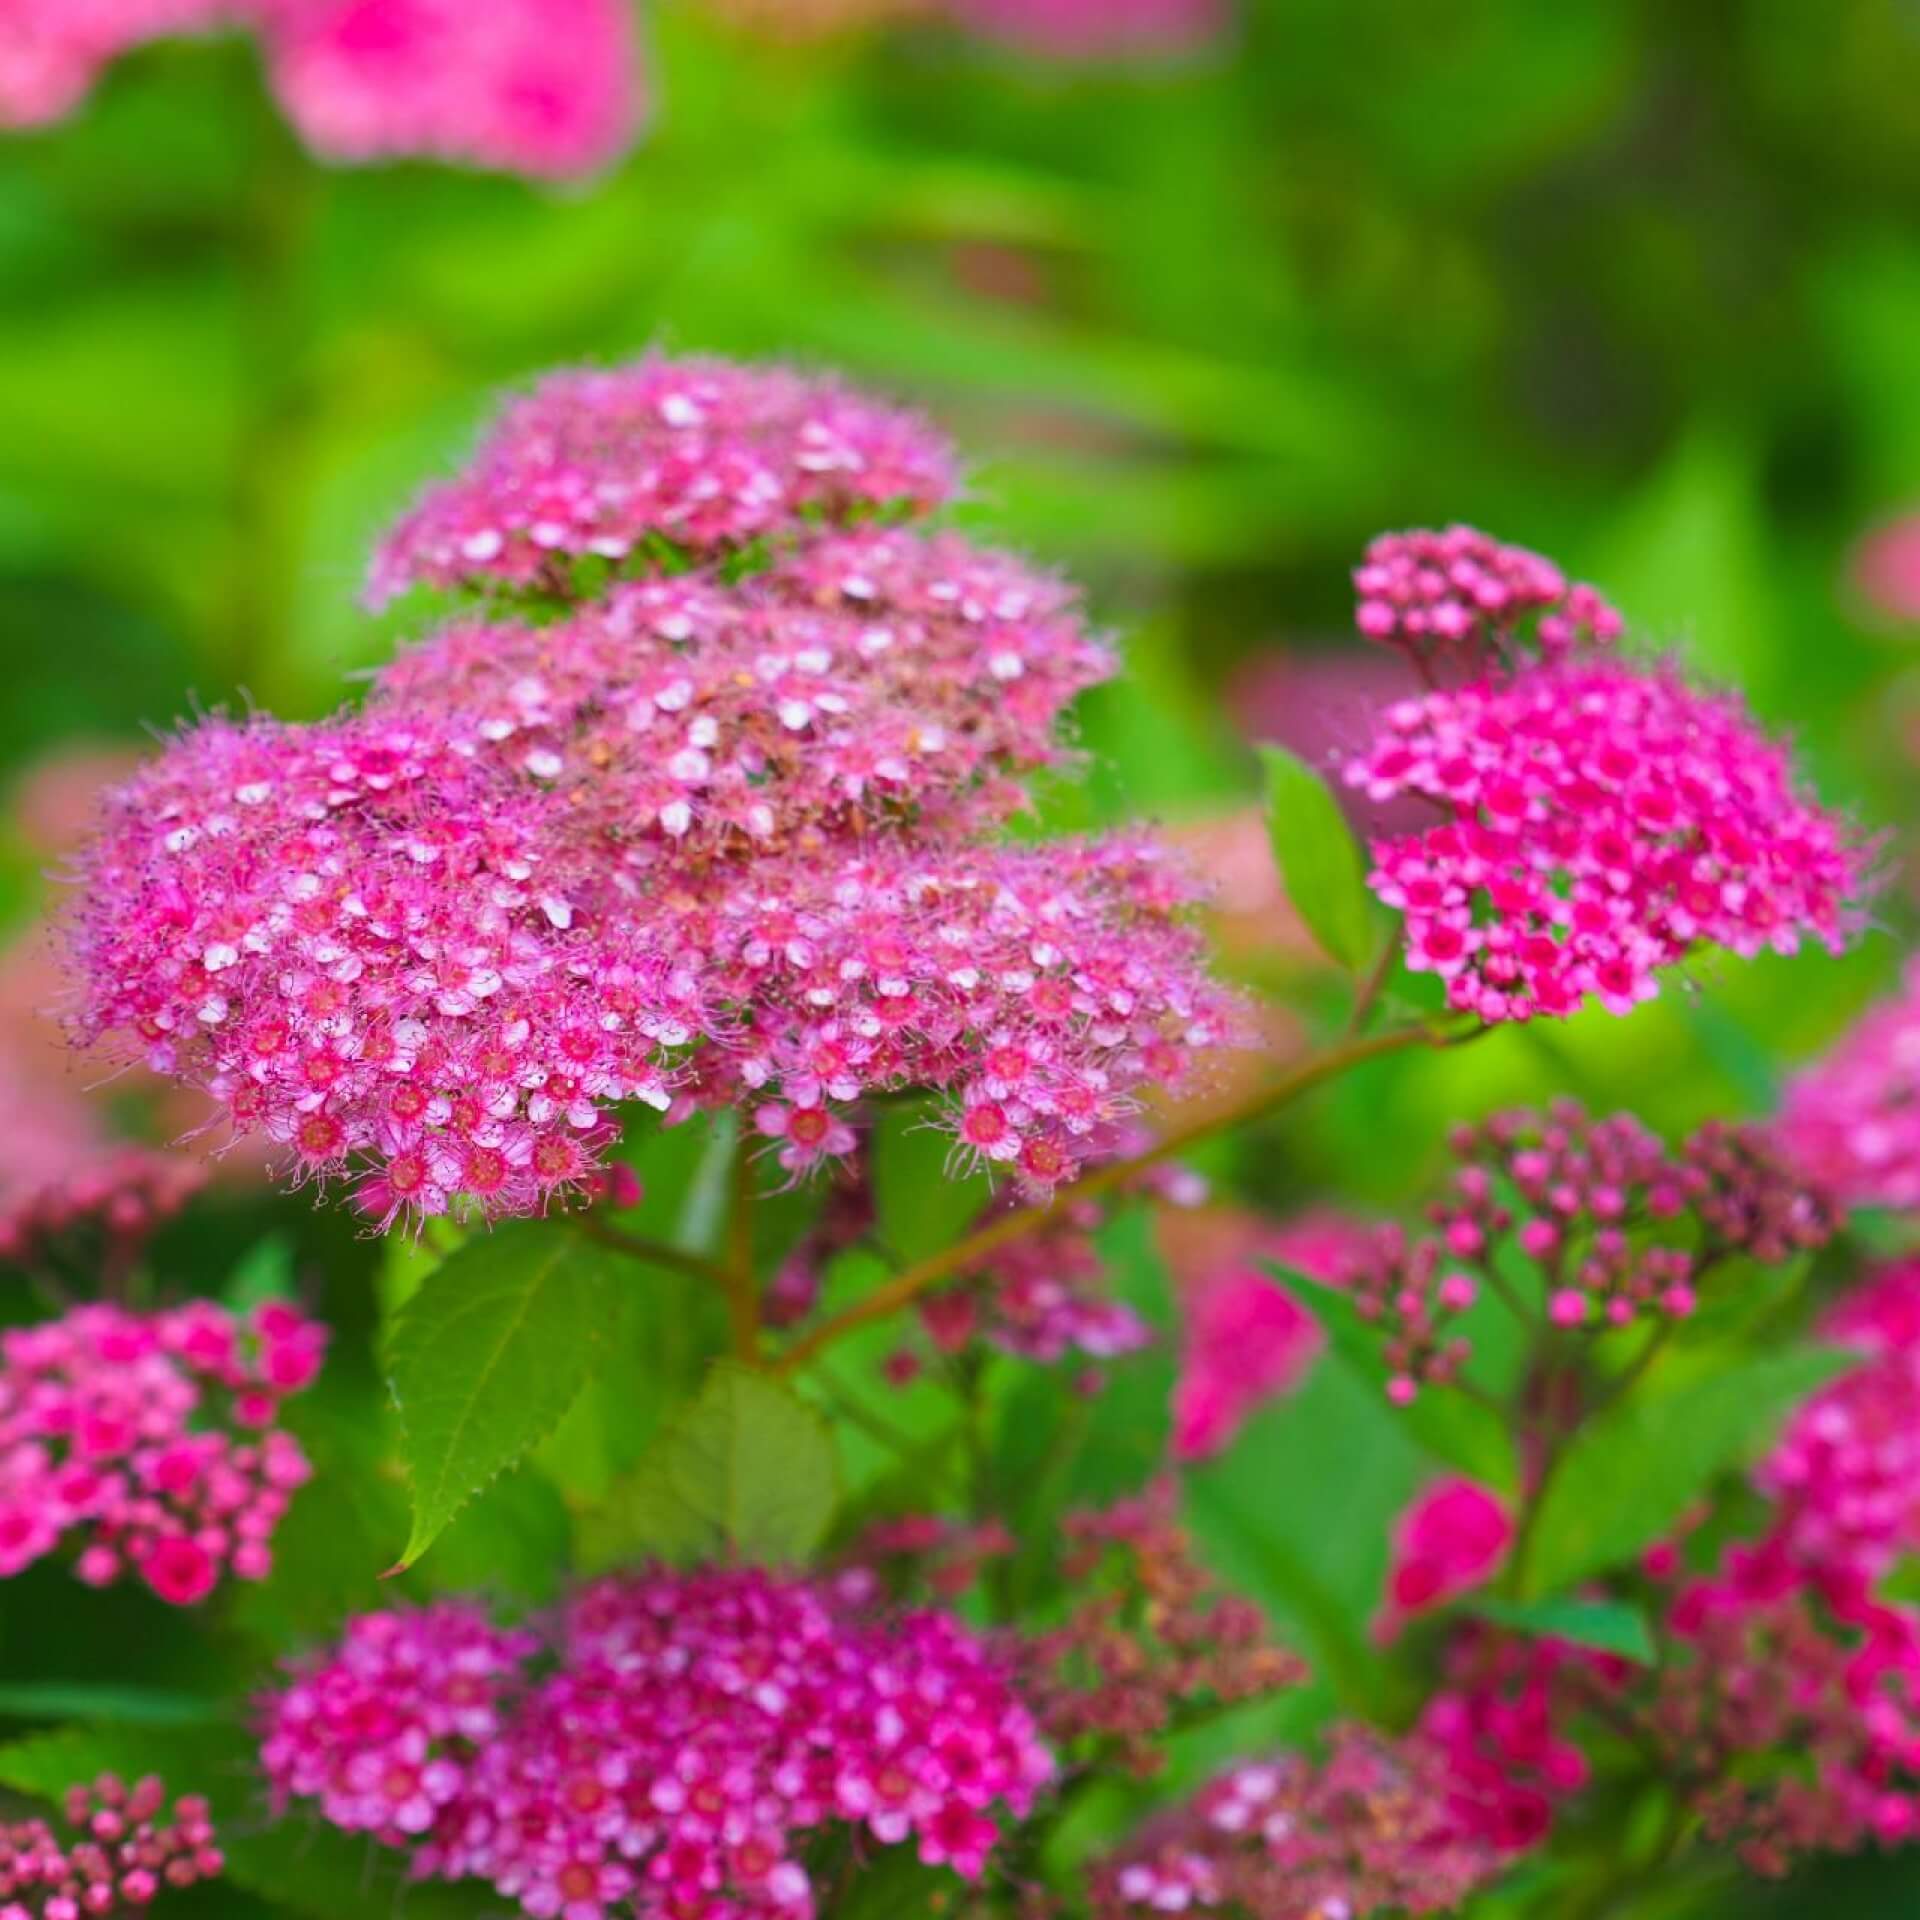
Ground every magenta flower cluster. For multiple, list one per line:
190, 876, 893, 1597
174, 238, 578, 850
1774, 959, 1920, 1212
1377, 1476, 1512, 1638
69, 356, 1235, 1223
0, 0, 642, 177
1347, 660, 1867, 1023
1095, 1724, 1510, 1919
261, 1567, 1054, 1918
1337, 527, 1869, 1025
0, 1773, 222, 1917
1353, 524, 1623, 679
1340, 1102, 1833, 1403
0, 1299, 322, 1605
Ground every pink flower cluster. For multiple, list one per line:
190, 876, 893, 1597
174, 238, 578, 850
261, 1567, 1054, 1917
1095, 1725, 1509, 1919
1353, 526, 1622, 681
368, 360, 956, 606
368, 526, 1112, 852
922, 1200, 1152, 1367
69, 712, 697, 1227
1164, 1209, 1332, 1461
1377, 1476, 1511, 1638
0, 1299, 322, 1604
71, 357, 1235, 1221
1755, 1261, 1920, 1587
1851, 509, 1920, 625
1774, 960, 1920, 1212
1345, 1102, 1833, 1403
0, 0, 642, 177
1346, 658, 1869, 1024
0, 1773, 222, 1917
1414, 1626, 1600, 1853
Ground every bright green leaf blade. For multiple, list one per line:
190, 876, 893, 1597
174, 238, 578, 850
1522, 1346, 1860, 1598
386, 1224, 629, 1572
1259, 743, 1377, 973
668, 1362, 839, 1563
1468, 1595, 1657, 1664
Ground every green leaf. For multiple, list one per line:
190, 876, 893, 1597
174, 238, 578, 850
1272, 1263, 1518, 1491
0, 1684, 220, 1726
386, 1224, 630, 1572
1522, 1346, 1861, 1598
579, 1362, 838, 1571
220, 1233, 297, 1313
1468, 1596, 1657, 1664
1260, 743, 1377, 973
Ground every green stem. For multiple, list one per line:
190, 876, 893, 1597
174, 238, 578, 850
774, 1021, 1440, 1377
576, 1217, 735, 1291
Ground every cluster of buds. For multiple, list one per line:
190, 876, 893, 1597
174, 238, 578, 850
1353, 525, 1622, 680
1094, 1725, 1509, 1919
0, 1139, 203, 1270
920, 1199, 1152, 1369
68, 356, 1237, 1227
0, 1300, 322, 1604
261, 1566, 1053, 1916
1341, 528, 1869, 1026
1018, 1482, 1305, 1777
0, 1773, 221, 1916
1348, 1102, 1834, 1402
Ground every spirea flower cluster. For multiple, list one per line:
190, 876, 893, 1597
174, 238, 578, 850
0, 0, 642, 176
1338, 527, 1869, 1025
1774, 959, 1920, 1212
1353, 525, 1622, 680
1377, 1477, 1512, 1638
1345, 1101, 1835, 1403
260, 1567, 1054, 1916
1017, 1483, 1306, 1778
69, 356, 1236, 1223
0, 1772, 222, 1917
1094, 1724, 1509, 1919
0, 1299, 322, 1604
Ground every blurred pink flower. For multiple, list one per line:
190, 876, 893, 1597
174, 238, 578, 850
0, 0, 643, 177
1161, 1208, 1382, 1462
1378, 1477, 1512, 1637
1850, 510, 1920, 626
1775, 959, 1920, 1213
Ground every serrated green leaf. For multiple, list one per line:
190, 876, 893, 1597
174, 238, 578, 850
1260, 743, 1377, 973
1522, 1345, 1861, 1598
386, 1224, 629, 1572
580, 1362, 839, 1571
1468, 1595, 1657, 1664
1272, 1262, 1517, 1491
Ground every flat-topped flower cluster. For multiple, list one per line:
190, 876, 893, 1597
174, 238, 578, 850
260, 1565, 1053, 1917
67, 356, 1237, 1227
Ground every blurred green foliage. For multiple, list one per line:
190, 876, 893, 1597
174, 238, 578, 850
3, 1, 1920, 1911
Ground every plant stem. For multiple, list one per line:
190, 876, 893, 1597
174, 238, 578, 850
576, 1217, 734, 1291
774, 1021, 1438, 1377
